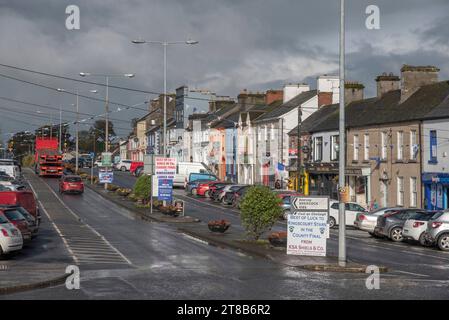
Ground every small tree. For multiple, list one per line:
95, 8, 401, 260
133, 174, 152, 203
22, 154, 35, 167
240, 186, 282, 240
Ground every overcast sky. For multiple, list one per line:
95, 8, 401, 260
0, 0, 449, 140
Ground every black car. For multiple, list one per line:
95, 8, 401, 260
210, 185, 227, 201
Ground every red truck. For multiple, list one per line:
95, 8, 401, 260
34, 137, 63, 177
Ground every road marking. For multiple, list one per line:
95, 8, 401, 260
394, 270, 430, 278
41, 180, 132, 265
38, 199, 79, 264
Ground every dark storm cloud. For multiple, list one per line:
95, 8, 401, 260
0, 0, 448, 137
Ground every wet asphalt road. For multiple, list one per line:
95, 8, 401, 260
3, 171, 449, 299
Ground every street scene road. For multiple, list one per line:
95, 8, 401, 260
2, 0, 449, 303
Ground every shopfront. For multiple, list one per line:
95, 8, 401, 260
422, 173, 449, 210
346, 167, 371, 208
306, 163, 339, 200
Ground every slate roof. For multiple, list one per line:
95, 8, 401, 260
254, 90, 317, 123
288, 104, 338, 136
297, 80, 449, 134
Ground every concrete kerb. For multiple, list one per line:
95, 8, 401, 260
84, 183, 200, 224
178, 227, 389, 273
0, 272, 69, 296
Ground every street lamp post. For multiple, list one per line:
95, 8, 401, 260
131, 39, 198, 157
338, 0, 347, 267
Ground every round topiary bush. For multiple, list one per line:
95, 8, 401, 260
239, 186, 282, 240
133, 174, 152, 203
22, 154, 35, 167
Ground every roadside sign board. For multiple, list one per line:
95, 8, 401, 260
287, 196, 329, 257
99, 168, 113, 184
101, 152, 112, 167
155, 157, 176, 179
158, 178, 173, 202
152, 175, 159, 197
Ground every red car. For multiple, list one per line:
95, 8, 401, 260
197, 181, 225, 197
59, 175, 84, 194
130, 161, 144, 176
0, 208, 32, 242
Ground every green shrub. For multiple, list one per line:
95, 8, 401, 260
133, 174, 152, 202
22, 154, 35, 167
240, 186, 282, 240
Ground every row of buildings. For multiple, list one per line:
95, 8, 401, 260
121, 64, 449, 211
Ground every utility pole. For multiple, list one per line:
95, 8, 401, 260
338, 0, 347, 267
105, 76, 109, 153
296, 105, 302, 192
76, 90, 80, 173
59, 106, 62, 153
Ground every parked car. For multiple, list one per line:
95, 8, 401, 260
0, 191, 40, 225
0, 214, 23, 256
329, 201, 367, 228
94, 159, 102, 167
196, 181, 225, 197
0, 205, 38, 238
403, 211, 438, 245
130, 161, 144, 176
210, 184, 228, 201
0, 208, 32, 242
423, 210, 449, 251
231, 186, 252, 208
186, 179, 215, 195
115, 160, 132, 172
374, 209, 428, 242
134, 165, 144, 177
354, 207, 403, 234
0, 159, 21, 179
218, 185, 246, 203
59, 175, 84, 194
276, 192, 304, 220
223, 186, 251, 206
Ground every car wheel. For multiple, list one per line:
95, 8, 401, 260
437, 233, 449, 251
191, 188, 197, 196
121, 166, 126, 172
204, 191, 210, 198
221, 197, 227, 205
329, 217, 337, 229
419, 232, 431, 246
390, 227, 403, 242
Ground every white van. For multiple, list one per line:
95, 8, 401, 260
173, 162, 212, 188
0, 159, 20, 179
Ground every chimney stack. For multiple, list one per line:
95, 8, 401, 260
265, 89, 284, 105
400, 65, 440, 103
345, 82, 365, 105
376, 72, 400, 98
283, 83, 310, 103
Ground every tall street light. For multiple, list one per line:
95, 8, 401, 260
79, 73, 135, 154
131, 39, 199, 156
338, 0, 347, 267
57, 88, 98, 173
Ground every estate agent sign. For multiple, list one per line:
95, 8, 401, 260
287, 196, 329, 257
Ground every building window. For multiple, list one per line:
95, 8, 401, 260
410, 130, 417, 160
410, 177, 417, 208
330, 135, 339, 161
397, 176, 404, 206
364, 133, 370, 161
353, 135, 359, 161
381, 132, 387, 160
314, 137, 323, 162
430, 130, 438, 163
397, 131, 404, 160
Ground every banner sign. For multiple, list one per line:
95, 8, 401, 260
288, 196, 329, 257
99, 169, 113, 184
158, 178, 173, 202
155, 157, 176, 179
101, 152, 112, 167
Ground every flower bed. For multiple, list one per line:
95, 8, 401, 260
207, 220, 231, 233
268, 231, 287, 247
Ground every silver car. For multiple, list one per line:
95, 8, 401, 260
424, 211, 449, 251
354, 207, 402, 234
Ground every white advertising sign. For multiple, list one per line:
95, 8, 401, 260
288, 196, 329, 257
155, 157, 177, 179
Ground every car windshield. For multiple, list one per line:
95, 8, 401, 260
430, 211, 445, 220
413, 212, 434, 221
16, 207, 34, 222
3, 209, 26, 221
65, 177, 82, 182
0, 214, 9, 224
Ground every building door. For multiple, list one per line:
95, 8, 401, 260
380, 180, 388, 208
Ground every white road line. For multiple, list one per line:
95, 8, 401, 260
394, 270, 430, 278
37, 199, 79, 265
41, 179, 133, 266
